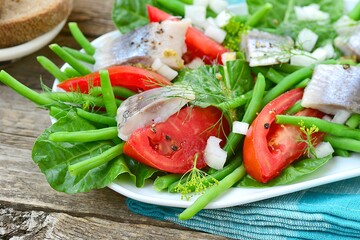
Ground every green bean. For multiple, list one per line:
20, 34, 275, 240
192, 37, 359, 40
246, 3, 273, 27
63, 67, 82, 78
113, 86, 136, 98
41, 92, 105, 107
261, 67, 313, 106
294, 78, 310, 89
324, 135, 360, 153
334, 148, 350, 158
0, 70, 55, 107
266, 68, 285, 84
242, 73, 266, 123
168, 155, 242, 193
68, 22, 96, 56
49, 127, 118, 142
285, 101, 303, 115
69, 144, 124, 176
49, 106, 68, 119
345, 113, 360, 129
178, 164, 246, 220
63, 47, 96, 64
224, 73, 265, 155
76, 109, 117, 126
37, 56, 68, 82
100, 70, 118, 117
49, 44, 92, 76
217, 90, 253, 111
348, 0, 360, 20
89, 86, 136, 99
276, 115, 360, 140
273, 64, 303, 73
154, 174, 182, 191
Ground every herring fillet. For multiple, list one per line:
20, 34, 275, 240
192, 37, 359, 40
335, 25, 360, 60
93, 20, 189, 71
241, 30, 294, 67
301, 64, 360, 115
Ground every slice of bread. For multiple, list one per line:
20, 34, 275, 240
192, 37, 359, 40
0, 0, 73, 48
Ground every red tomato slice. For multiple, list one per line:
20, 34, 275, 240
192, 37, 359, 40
147, 5, 229, 64
243, 88, 325, 183
57, 65, 171, 93
124, 106, 229, 174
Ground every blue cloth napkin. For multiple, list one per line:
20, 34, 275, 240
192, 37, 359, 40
126, 176, 360, 240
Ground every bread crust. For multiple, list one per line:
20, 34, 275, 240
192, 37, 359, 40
0, 0, 73, 48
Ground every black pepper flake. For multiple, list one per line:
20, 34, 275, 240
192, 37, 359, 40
165, 135, 171, 140
171, 145, 179, 151
343, 64, 350, 70
264, 123, 270, 129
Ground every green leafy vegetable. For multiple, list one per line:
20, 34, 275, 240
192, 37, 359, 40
123, 155, 159, 187
112, 0, 155, 34
238, 154, 332, 187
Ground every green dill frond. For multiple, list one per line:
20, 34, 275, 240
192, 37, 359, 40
222, 16, 249, 51
298, 120, 320, 158
173, 154, 219, 201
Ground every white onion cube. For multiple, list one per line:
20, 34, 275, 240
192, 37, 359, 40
331, 110, 352, 124
209, 0, 228, 14
185, 5, 206, 27
296, 28, 318, 52
204, 25, 227, 43
314, 141, 334, 158
215, 10, 232, 27
232, 121, 249, 135
194, 0, 209, 7
204, 136, 227, 170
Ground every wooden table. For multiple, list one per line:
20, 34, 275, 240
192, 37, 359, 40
0, 1, 225, 239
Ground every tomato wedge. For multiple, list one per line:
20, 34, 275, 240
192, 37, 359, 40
57, 65, 171, 93
147, 5, 229, 64
124, 106, 229, 174
243, 88, 325, 183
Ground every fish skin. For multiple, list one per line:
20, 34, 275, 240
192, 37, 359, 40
301, 64, 360, 115
116, 86, 195, 141
94, 20, 189, 71
241, 30, 294, 67
335, 25, 360, 60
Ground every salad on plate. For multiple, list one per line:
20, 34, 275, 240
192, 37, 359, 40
1, 0, 360, 220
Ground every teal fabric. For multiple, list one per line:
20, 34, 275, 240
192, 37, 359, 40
126, 176, 360, 239
126, 0, 360, 239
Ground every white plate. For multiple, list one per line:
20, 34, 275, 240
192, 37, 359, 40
53, 7, 360, 210
0, 20, 66, 62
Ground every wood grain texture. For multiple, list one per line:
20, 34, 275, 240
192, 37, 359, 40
0, 1, 226, 239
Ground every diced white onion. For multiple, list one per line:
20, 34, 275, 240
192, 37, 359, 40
311, 47, 328, 62
186, 57, 205, 69
204, 136, 227, 170
232, 121, 249, 135
209, 0, 228, 14
333, 15, 358, 35
294, 4, 330, 22
221, 52, 236, 63
296, 28, 318, 52
193, 0, 209, 7
228, 2, 248, 15
290, 50, 317, 66
321, 42, 335, 59
204, 25, 227, 43
331, 109, 352, 124
322, 115, 333, 122
185, 5, 206, 27
314, 141, 334, 158
215, 10, 232, 27
151, 58, 178, 81
344, 0, 360, 13
206, 17, 217, 27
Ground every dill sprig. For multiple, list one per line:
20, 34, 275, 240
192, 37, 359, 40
173, 154, 219, 201
298, 120, 320, 158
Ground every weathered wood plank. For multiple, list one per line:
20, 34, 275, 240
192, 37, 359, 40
0, 207, 226, 240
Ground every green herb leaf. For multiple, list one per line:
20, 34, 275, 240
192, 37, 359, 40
112, 0, 154, 34
238, 154, 332, 187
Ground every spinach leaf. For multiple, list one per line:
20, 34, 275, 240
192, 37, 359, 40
124, 156, 158, 187
174, 60, 253, 113
238, 154, 332, 188
112, 0, 154, 34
